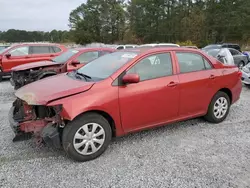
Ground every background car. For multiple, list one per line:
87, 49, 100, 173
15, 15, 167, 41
9, 47, 242, 162
10, 47, 115, 89
181, 46, 198, 49
0, 43, 67, 81
139, 43, 180, 48
202, 43, 241, 52
115, 44, 138, 50
228, 48, 248, 69
241, 64, 250, 86
204, 48, 235, 66
0, 45, 10, 51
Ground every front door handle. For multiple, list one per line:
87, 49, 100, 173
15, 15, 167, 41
167, 81, 178, 87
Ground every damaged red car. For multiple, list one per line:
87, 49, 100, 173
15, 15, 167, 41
10, 47, 115, 89
9, 47, 242, 162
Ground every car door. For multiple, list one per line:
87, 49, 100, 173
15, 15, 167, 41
1, 45, 31, 72
118, 52, 180, 132
175, 52, 218, 118
67, 51, 100, 71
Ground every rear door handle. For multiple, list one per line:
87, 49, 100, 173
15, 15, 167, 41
209, 75, 216, 79
167, 81, 178, 87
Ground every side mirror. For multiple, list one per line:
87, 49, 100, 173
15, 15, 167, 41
5, 53, 11, 58
71, 60, 80, 66
122, 73, 140, 84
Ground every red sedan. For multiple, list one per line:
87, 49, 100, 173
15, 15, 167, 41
9, 47, 242, 162
10, 47, 115, 89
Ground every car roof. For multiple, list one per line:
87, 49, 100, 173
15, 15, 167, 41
119, 47, 202, 54
74, 47, 115, 51
11, 43, 62, 47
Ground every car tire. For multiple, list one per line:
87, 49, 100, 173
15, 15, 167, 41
204, 91, 231, 123
0, 75, 2, 82
238, 61, 245, 69
62, 113, 112, 162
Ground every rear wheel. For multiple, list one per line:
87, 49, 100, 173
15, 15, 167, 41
0, 75, 2, 82
204, 91, 231, 123
62, 113, 112, 162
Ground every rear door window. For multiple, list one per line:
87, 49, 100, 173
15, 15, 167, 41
176, 52, 211, 73
30, 46, 51, 54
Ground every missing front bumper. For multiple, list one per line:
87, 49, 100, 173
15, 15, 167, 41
8, 106, 32, 142
9, 99, 63, 147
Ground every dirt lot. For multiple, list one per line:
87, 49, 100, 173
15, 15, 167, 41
0, 79, 250, 188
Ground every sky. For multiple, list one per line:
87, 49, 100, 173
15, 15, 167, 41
0, 0, 86, 31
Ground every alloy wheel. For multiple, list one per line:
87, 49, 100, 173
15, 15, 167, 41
73, 123, 105, 155
213, 97, 228, 119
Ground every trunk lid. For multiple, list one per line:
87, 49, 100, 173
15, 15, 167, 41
15, 73, 95, 105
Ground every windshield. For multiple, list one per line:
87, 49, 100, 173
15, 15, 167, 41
52, 49, 79, 63
75, 51, 139, 80
0, 46, 11, 54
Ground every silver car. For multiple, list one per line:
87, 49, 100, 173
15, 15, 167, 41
242, 64, 250, 86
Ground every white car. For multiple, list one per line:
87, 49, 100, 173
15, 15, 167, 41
116, 45, 138, 50
139, 43, 180, 48
242, 64, 250, 86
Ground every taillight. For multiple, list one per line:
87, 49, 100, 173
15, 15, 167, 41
238, 70, 242, 78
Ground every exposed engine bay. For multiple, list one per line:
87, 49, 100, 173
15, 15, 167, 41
11, 64, 67, 89
10, 98, 65, 147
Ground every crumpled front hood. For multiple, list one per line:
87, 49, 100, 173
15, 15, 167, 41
11, 60, 61, 71
15, 73, 95, 105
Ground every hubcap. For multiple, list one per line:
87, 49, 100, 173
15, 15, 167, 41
213, 97, 228, 119
73, 123, 105, 155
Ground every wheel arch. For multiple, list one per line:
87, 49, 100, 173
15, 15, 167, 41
217, 88, 232, 104
72, 110, 117, 137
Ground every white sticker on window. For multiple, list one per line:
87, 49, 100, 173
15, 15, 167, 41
121, 53, 137, 58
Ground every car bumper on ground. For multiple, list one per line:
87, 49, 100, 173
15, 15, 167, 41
242, 71, 250, 85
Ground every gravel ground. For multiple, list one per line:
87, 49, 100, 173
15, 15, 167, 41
0, 78, 250, 188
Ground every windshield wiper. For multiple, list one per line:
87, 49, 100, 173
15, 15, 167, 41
75, 71, 92, 81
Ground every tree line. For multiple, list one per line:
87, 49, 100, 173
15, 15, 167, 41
69, 0, 250, 47
1, 0, 250, 47
0, 29, 73, 43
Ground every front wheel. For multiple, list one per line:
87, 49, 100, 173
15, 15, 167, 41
204, 91, 231, 123
62, 113, 112, 162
